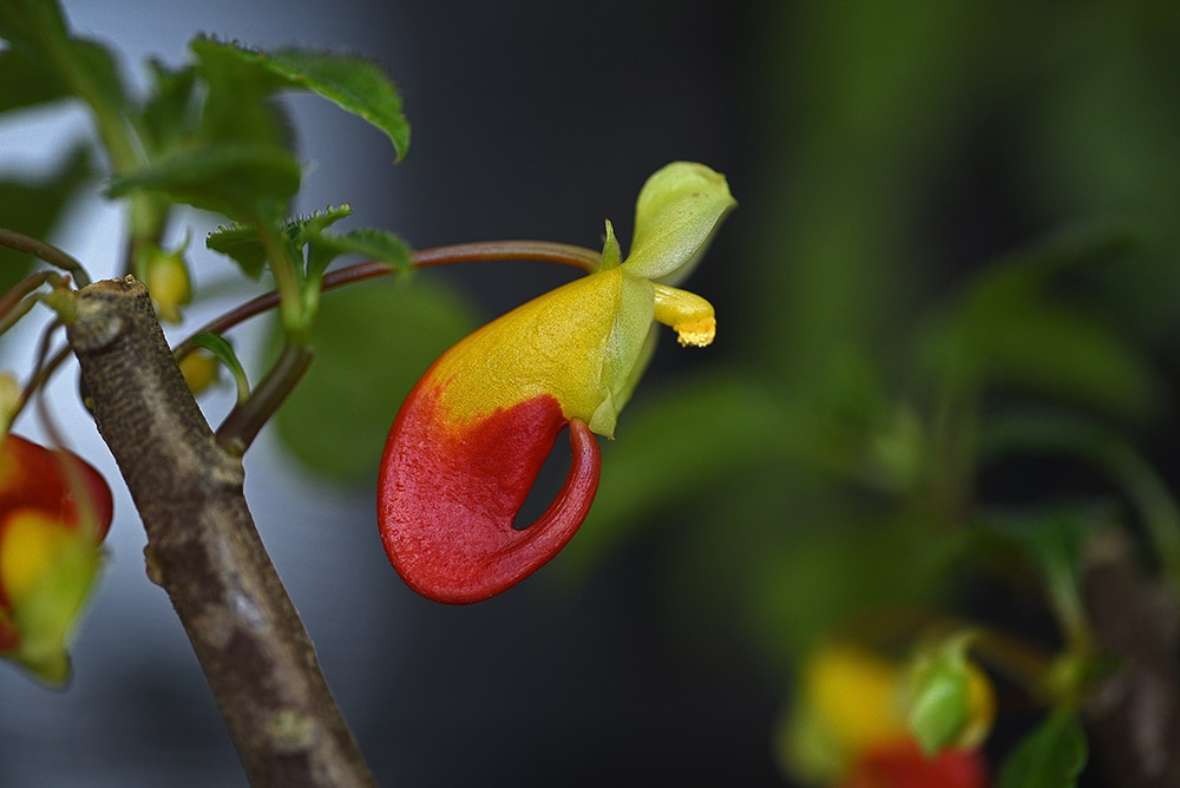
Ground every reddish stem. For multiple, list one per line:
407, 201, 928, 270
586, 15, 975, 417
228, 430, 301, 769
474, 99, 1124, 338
173, 240, 599, 359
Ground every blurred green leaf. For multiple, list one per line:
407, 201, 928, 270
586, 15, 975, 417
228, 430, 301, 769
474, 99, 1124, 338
190, 37, 409, 160
920, 226, 1159, 421
268, 278, 475, 484
108, 144, 300, 221
0, 145, 91, 294
0, 48, 70, 113
977, 505, 1105, 651
206, 204, 353, 278
998, 710, 1087, 788
138, 59, 198, 154
979, 410, 1180, 590
748, 517, 970, 658
560, 373, 789, 577
0, 0, 68, 49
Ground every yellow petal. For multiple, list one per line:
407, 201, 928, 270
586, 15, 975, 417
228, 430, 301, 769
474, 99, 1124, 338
1, 511, 73, 605
428, 267, 653, 437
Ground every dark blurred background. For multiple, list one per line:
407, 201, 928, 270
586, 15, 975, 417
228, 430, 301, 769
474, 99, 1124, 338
3, 1, 1180, 786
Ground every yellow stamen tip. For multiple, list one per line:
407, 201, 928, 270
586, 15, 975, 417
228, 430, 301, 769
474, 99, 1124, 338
675, 317, 716, 347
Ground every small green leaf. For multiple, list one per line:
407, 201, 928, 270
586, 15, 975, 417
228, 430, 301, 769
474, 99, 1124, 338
189, 332, 250, 404
206, 204, 353, 278
0, 145, 91, 294
190, 37, 410, 160
108, 144, 301, 220
998, 710, 1087, 788
139, 59, 198, 154
306, 228, 410, 276
623, 161, 736, 285
268, 279, 475, 484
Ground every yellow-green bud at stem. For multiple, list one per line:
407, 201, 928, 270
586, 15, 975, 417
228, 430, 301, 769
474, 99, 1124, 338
145, 245, 193, 324
180, 350, 220, 396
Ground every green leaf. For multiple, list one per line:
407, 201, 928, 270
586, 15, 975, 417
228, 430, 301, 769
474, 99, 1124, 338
998, 710, 1088, 788
206, 204, 353, 278
190, 36, 293, 148
107, 144, 301, 220
623, 161, 736, 285
0, 145, 91, 294
559, 373, 789, 577
977, 505, 1103, 650
139, 59, 198, 154
268, 278, 475, 484
0, 0, 68, 49
190, 37, 410, 160
920, 226, 1158, 421
980, 410, 1180, 588
306, 228, 410, 277
0, 47, 70, 113
189, 332, 249, 404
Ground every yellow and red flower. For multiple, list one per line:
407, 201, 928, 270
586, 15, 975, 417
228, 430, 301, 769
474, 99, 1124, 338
0, 433, 113, 683
378, 162, 735, 603
780, 643, 992, 788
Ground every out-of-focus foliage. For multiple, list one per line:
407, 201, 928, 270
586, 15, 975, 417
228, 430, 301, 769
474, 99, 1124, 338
267, 278, 476, 484
0, 146, 90, 294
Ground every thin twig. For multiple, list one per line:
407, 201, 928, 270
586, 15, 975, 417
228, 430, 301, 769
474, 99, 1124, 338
173, 240, 600, 359
12, 331, 71, 425
215, 343, 313, 455
0, 228, 92, 288
0, 271, 55, 323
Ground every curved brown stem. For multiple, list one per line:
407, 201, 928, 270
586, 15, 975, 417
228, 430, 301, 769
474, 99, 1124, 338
0, 271, 55, 324
215, 343, 313, 455
173, 240, 600, 360
0, 228, 92, 287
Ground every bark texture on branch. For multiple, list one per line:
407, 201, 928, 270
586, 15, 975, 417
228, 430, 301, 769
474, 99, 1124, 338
67, 277, 373, 788
1083, 531, 1180, 788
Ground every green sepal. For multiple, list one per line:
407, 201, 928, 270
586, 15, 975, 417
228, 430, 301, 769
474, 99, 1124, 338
600, 219, 621, 270
905, 633, 974, 755
589, 272, 655, 438
623, 161, 736, 285
6, 532, 103, 687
